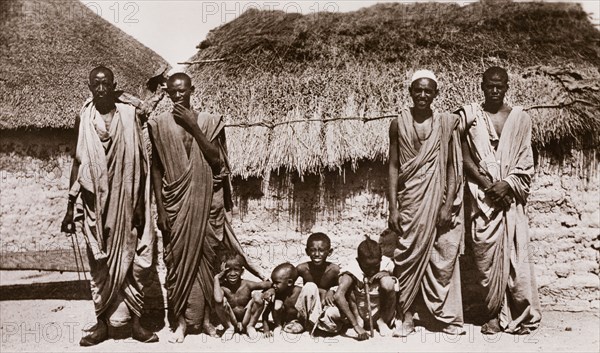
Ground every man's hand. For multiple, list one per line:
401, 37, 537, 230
480, 177, 493, 191
498, 195, 512, 210
61, 209, 76, 234
485, 181, 513, 209
436, 204, 453, 229
157, 211, 170, 234
324, 289, 335, 307
388, 208, 402, 235
173, 104, 198, 132
354, 324, 370, 341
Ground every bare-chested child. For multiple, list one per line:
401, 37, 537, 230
296, 232, 340, 302
256, 263, 304, 337
317, 237, 397, 340
213, 253, 272, 340
295, 232, 340, 333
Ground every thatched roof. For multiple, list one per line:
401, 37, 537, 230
164, 0, 600, 178
0, 0, 169, 130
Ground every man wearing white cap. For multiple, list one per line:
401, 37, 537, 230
387, 70, 465, 336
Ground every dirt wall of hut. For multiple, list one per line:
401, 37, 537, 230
1, 131, 598, 312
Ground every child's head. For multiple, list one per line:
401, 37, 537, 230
305, 232, 333, 266
221, 253, 245, 285
357, 236, 382, 278
270, 262, 298, 293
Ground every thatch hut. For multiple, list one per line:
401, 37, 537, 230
0, 0, 169, 270
167, 1, 599, 312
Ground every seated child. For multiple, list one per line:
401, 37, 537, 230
256, 263, 306, 337
317, 236, 397, 340
213, 253, 272, 339
297, 232, 340, 299
295, 232, 340, 333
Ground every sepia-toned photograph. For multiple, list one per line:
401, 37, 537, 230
0, 0, 599, 352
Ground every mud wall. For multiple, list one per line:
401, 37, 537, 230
1, 131, 598, 312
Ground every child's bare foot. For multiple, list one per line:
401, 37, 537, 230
169, 316, 186, 343
392, 318, 415, 337
246, 326, 259, 338
222, 325, 236, 341
283, 320, 304, 334
203, 322, 219, 338
377, 318, 392, 337
441, 325, 465, 335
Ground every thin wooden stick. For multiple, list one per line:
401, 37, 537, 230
224, 114, 398, 129
74, 233, 88, 281
69, 234, 82, 281
363, 277, 374, 338
525, 99, 596, 110
178, 58, 228, 65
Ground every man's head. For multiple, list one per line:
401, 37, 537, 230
357, 236, 382, 278
409, 69, 438, 112
88, 66, 116, 103
305, 232, 333, 266
481, 66, 509, 106
221, 253, 246, 285
270, 263, 298, 293
166, 72, 194, 108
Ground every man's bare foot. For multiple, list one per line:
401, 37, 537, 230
132, 316, 158, 343
132, 324, 159, 343
222, 325, 236, 341
377, 318, 392, 337
441, 325, 465, 335
169, 316, 186, 343
82, 322, 98, 333
481, 318, 501, 335
529, 309, 542, 325
79, 319, 108, 346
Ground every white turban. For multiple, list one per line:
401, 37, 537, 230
410, 69, 438, 85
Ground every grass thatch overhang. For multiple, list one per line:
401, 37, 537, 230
0, 0, 169, 130
155, 0, 600, 179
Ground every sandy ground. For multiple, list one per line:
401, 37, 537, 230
1, 298, 598, 353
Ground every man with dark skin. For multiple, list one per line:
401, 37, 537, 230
388, 70, 464, 337
61, 66, 160, 346
458, 67, 542, 335
148, 73, 265, 343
